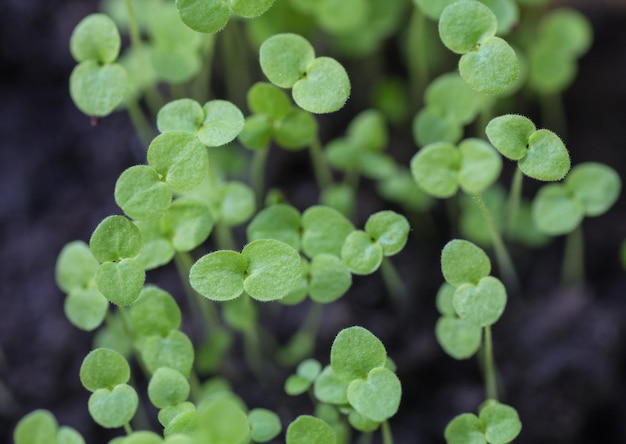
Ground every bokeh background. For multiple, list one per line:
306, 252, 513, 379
1, 0, 625, 442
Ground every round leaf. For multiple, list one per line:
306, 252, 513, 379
540, 8, 593, 57
485, 114, 536, 161
247, 82, 292, 118
458, 138, 502, 194
531, 183, 584, 235
436, 316, 482, 360
309, 254, 352, 303
566, 162, 621, 217
444, 413, 486, 444
331, 326, 387, 382
95, 258, 145, 306
410, 142, 461, 198
413, 108, 463, 147
238, 114, 273, 149
365, 211, 410, 256
425, 73, 483, 125
292, 57, 351, 114
301, 206, 355, 258
114, 165, 172, 220
88, 384, 138, 429
148, 367, 190, 409
14, 410, 58, 444
313, 365, 349, 405
197, 100, 245, 147
274, 109, 318, 149
64, 286, 109, 331
70, 61, 127, 117
57, 426, 85, 444
439, 1, 497, 54
347, 367, 401, 422
341, 230, 384, 275
147, 131, 209, 192
286, 415, 336, 444
70, 13, 121, 63
189, 250, 247, 301
246, 204, 301, 250
441, 239, 491, 287
518, 129, 570, 181
134, 219, 175, 270
436, 282, 457, 316
140, 330, 195, 377
231, 0, 276, 18
459, 36, 519, 95
217, 181, 256, 226
453, 276, 507, 326
160, 198, 214, 252
129, 285, 182, 337
80, 348, 130, 392
259, 33, 315, 88
157, 98, 204, 134
248, 408, 282, 443
90, 215, 143, 263
56, 241, 100, 293
175, 0, 230, 33
195, 397, 249, 443
479, 403, 522, 444
242, 239, 303, 301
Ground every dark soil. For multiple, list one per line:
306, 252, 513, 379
1, 1, 625, 443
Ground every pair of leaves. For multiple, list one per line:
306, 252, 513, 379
190, 239, 303, 302
445, 401, 522, 444
532, 162, 621, 235
438, 1, 519, 94
239, 82, 318, 150
176, 0, 276, 33
486, 114, 570, 181
69, 14, 127, 116
14, 410, 85, 444
411, 139, 502, 198
259, 33, 350, 114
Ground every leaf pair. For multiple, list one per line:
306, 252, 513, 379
445, 401, 522, 444
69, 14, 127, 116
486, 114, 570, 181
259, 33, 350, 114
411, 139, 502, 198
176, 0, 275, 33
438, 1, 519, 94
532, 162, 621, 235
14, 410, 84, 444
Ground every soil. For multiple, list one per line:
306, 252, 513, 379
1, 1, 625, 443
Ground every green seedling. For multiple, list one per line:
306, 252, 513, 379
445, 400, 522, 444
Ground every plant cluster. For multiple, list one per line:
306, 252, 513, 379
13, 0, 623, 443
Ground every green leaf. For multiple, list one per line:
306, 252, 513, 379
134, 219, 175, 270
444, 413, 486, 444
90, 215, 143, 263
438, 1, 497, 54
70, 61, 127, 117
247, 82, 292, 119
341, 230, 384, 275
242, 239, 303, 301
479, 402, 522, 444
436, 282, 457, 316
80, 348, 130, 392
164, 410, 199, 437
309, 254, 352, 303
147, 132, 209, 192
121, 431, 163, 444
453, 276, 507, 326
148, 367, 190, 409
239, 114, 273, 150
365, 211, 410, 256
140, 330, 195, 377
436, 316, 482, 359
88, 384, 138, 429
14, 410, 58, 444
425, 73, 483, 125
285, 375, 312, 395
458, 36, 519, 95
531, 183, 584, 235
540, 8, 593, 58
161, 198, 214, 252
347, 367, 401, 422
157, 98, 204, 134
301, 206, 355, 258
458, 138, 502, 194
411, 142, 461, 198
129, 285, 182, 337
189, 250, 247, 301
55, 241, 100, 293
246, 204, 302, 250
441, 239, 492, 286
260, 33, 316, 88
518, 129, 570, 181
195, 397, 250, 443
347, 109, 388, 152
64, 286, 109, 331
217, 181, 256, 226
414, 0, 461, 20
248, 408, 282, 443
57, 426, 85, 444
114, 165, 172, 220
485, 114, 536, 161
481, 0, 519, 36
148, 45, 201, 84
70, 13, 121, 63
316, 0, 369, 34
348, 409, 380, 432
274, 109, 318, 149
292, 57, 351, 114
158, 402, 196, 428
231, 0, 276, 18
331, 326, 387, 382
413, 108, 463, 147
286, 415, 336, 444
222, 295, 257, 332
95, 258, 145, 306
197, 100, 245, 147
565, 162, 621, 217
313, 366, 349, 405
175, 0, 230, 33
527, 42, 576, 95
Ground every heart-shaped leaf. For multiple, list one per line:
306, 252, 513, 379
248, 408, 282, 443
439, 1, 498, 54
411, 142, 461, 198
90, 215, 143, 263
55, 241, 100, 293
331, 326, 387, 382
458, 138, 502, 194
413, 108, 463, 147
88, 384, 138, 429
70, 61, 127, 117
139, 330, 194, 377
341, 230, 384, 275
95, 258, 145, 306
246, 204, 302, 250
485, 114, 536, 161
129, 285, 181, 337
453, 276, 507, 326
64, 286, 109, 331
189, 250, 247, 301
444, 413, 486, 444
301, 206, 355, 258
114, 165, 172, 220
365, 210, 410, 256
176, 0, 230, 34
518, 129, 570, 181
70, 13, 121, 64
292, 57, 351, 114
313, 365, 349, 405
531, 183, 585, 235
347, 367, 401, 422
441, 239, 492, 287
435, 316, 482, 360
160, 198, 214, 252
197, 100, 245, 147
309, 254, 352, 303
479, 402, 522, 444
260, 33, 315, 88
247, 82, 292, 119
565, 162, 621, 217
286, 415, 336, 444
13, 409, 58, 444
157, 98, 204, 134
80, 348, 130, 392
148, 367, 190, 409
459, 36, 519, 95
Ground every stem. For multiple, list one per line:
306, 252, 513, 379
117, 306, 133, 340
505, 167, 524, 236
309, 136, 333, 191
540, 92, 567, 138
561, 224, 585, 287
191, 34, 216, 103
483, 325, 498, 401
251, 147, 270, 210
279, 303, 323, 366
242, 295, 264, 378
380, 257, 406, 303
123, 423, 133, 435
407, 7, 429, 109
381, 420, 394, 444
124, 97, 153, 148
478, 95, 493, 135
472, 193, 520, 292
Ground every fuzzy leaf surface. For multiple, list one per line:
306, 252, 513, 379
441, 239, 491, 286
70, 61, 127, 117
260, 33, 315, 88
453, 276, 507, 326
88, 384, 138, 429
331, 326, 387, 382
114, 165, 172, 220
292, 57, 350, 114
347, 367, 401, 422
189, 250, 247, 301
80, 348, 130, 392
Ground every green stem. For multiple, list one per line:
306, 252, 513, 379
123, 422, 133, 435
124, 97, 153, 148
309, 136, 333, 191
380, 257, 406, 303
242, 296, 264, 378
279, 303, 323, 366
540, 92, 567, 138
483, 325, 498, 401
407, 7, 429, 109
472, 193, 519, 292
251, 147, 270, 210
381, 420, 394, 444
117, 306, 133, 340
561, 224, 585, 287
191, 34, 216, 103
478, 95, 493, 135
219, 20, 250, 107
505, 167, 524, 236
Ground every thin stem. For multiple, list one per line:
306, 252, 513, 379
477, 95, 493, 135
472, 193, 520, 292
279, 303, 323, 366
407, 7, 429, 109
483, 325, 498, 401
242, 295, 264, 378
123, 422, 133, 435
505, 167, 524, 235
561, 224, 585, 287
380, 257, 406, 303
381, 420, 394, 444
191, 34, 216, 103
309, 136, 333, 191
124, 97, 153, 148
117, 306, 133, 340
251, 147, 270, 210
540, 92, 567, 138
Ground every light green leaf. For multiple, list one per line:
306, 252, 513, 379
485, 114, 536, 161
309, 254, 352, 303
90, 215, 143, 263
441, 239, 492, 287
479, 402, 522, 444
246, 204, 302, 250
129, 285, 182, 337
114, 165, 172, 220
55, 241, 100, 293
292, 57, 350, 114
435, 316, 482, 359
247, 82, 292, 119
70, 61, 127, 117
313, 365, 349, 405
531, 183, 584, 235
331, 326, 387, 382
13, 410, 58, 444
453, 276, 507, 326
458, 138, 502, 194
565, 162, 621, 217
70, 13, 121, 63
286, 415, 336, 444
88, 384, 138, 429
197, 100, 244, 147
301, 206, 355, 258
410, 142, 461, 198
95, 258, 145, 306
157, 98, 204, 134
175, 0, 230, 33
518, 129, 570, 181
231, 0, 276, 18
148, 367, 190, 409
341, 230, 384, 275
160, 198, 214, 252
444, 413, 485, 444
216, 181, 256, 227
260, 33, 316, 88
248, 408, 282, 443
64, 286, 109, 331
189, 250, 247, 301
413, 108, 463, 147
347, 367, 401, 422
438, 1, 497, 54
80, 348, 130, 392
459, 36, 519, 95
140, 330, 195, 377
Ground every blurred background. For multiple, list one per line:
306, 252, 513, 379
1, 0, 625, 443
